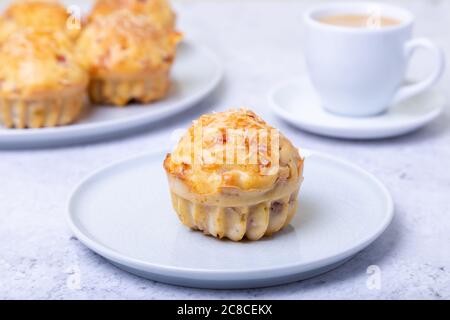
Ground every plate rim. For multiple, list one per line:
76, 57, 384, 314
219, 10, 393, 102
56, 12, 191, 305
67, 148, 394, 280
269, 77, 445, 139
0, 41, 223, 145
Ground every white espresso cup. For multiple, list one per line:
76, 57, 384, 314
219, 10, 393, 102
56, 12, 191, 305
304, 2, 445, 117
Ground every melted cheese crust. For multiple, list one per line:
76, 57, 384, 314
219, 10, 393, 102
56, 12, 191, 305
0, 30, 88, 98
89, 0, 176, 31
164, 109, 304, 195
76, 10, 180, 78
1, 0, 79, 41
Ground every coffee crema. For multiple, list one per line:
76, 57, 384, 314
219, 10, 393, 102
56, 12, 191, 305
317, 14, 401, 28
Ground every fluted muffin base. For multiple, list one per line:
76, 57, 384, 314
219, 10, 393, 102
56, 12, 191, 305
169, 189, 300, 241
89, 70, 170, 106
0, 92, 86, 129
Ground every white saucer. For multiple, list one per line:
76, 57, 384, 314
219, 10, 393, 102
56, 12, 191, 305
270, 76, 446, 139
67, 149, 394, 289
0, 41, 223, 148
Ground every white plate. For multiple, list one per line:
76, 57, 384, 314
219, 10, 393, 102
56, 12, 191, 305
67, 149, 394, 289
270, 76, 446, 140
0, 42, 223, 148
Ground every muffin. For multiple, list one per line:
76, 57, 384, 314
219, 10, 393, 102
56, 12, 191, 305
164, 109, 304, 241
0, 31, 89, 128
0, 0, 81, 41
76, 10, 179, 106
89, 0, 176, 32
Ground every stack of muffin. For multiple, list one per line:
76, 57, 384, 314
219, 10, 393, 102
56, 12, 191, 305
0, 0, 180, 129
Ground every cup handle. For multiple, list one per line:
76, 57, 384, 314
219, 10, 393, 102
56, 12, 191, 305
391, 38, 445, 105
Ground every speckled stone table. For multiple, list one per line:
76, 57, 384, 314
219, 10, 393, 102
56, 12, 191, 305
0, 0, 449, 299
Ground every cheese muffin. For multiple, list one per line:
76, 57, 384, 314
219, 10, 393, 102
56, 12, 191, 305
0, 31, 88, 128
0, 0, 81, 41
164, 109, 304, 241
76, 10, 179, 106
89, 0, 176, 31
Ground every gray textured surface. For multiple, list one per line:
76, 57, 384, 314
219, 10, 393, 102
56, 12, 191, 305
0, 0, 449, 299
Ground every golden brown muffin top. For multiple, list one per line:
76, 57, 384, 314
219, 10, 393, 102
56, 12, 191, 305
76, 10, 180, 78
0, 30, 88, 98
164, 109, 304, 194
1, 0, 80, 41
89, 0, 176, 31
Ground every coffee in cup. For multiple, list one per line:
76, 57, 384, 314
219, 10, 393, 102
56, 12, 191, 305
304, 2, 445, 117
317, 14, 400, 28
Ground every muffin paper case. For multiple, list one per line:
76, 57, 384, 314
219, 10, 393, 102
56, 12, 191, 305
164, 109, 304, 241
0, 92, 86, 129
168, 186, 301, 241
88, 69, 171, 106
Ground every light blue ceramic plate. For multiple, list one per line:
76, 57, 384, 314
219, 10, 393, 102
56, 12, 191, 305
67, 149, 393, 289
0, 42, 222, 148
270, 76, 445, 140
